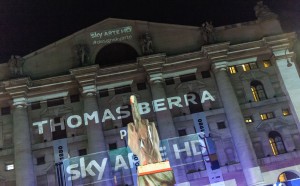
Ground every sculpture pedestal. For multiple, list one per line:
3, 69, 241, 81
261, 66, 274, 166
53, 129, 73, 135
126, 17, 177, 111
137, 161, 176, 186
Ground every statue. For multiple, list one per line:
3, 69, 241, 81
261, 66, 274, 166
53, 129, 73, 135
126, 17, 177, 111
127, 95, 175, 185
76, 44, 90, 66
8, 55, 24, 77
254, 1, 277, 20
201, 21, 214, 44
141, 33, 154, 55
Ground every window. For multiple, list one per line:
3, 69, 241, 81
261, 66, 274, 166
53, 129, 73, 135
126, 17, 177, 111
5, 163, 14, 171
201, 71, 211, 78
37, 156, 45, 165
99, 89, 109, 97
31, 102, 41, 110
241, 64, 251, 71
137, 82, 147, 90
115, 85, 131, 95
228, 66, 237, 74
282, 108, 291, 116
47, 98, 64, 107
217, 121, 226, 129
78, 149, 87, 156
251, 80, 267, 102
260, 112, 274, 120
277, 171, 300, 182
249, 62, 258, 69
109, 143, 117, 150
187, 92, 203, 113
70, 94, 80, 103
165, 77, 175, 85
178, 129, 187, 136
269, 131, 286, 155
244, 116, 253, 123
263, 60, 272, 68
52, 117, 67, 140
1, 107, 10, 115
180, 73, 196, 82
121, 105, 133, 127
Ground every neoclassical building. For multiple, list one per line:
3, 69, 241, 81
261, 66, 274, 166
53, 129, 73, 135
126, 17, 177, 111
0, 2, 300, 186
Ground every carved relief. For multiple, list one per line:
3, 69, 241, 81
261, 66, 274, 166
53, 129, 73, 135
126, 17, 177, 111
8, 55, 25, 78
76, 44, 90, 66
140, 33, 154, 55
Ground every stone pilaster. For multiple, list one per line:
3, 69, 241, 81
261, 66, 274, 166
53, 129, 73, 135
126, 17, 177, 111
212, 62, 264, 186
13, 97, 36, 186
273, 50, 300, 133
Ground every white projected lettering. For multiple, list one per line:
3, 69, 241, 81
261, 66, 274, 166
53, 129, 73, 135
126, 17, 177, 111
32, 91, 215, 134
90, 26, 133, 45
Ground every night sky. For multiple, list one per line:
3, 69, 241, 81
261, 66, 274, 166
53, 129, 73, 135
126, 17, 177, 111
0, 0, 299, 63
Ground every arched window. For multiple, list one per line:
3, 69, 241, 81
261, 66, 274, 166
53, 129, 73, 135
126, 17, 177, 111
187, 92, 203, 114
250, 80, 267, 102
278, 171, 300, 182
269, 131, 286, 155
95, 43, 138, 67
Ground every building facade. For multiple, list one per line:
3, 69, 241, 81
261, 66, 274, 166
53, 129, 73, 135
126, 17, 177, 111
0, 2, 300, 186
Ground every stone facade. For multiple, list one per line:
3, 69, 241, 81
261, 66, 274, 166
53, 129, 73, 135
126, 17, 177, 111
0, 4, 299, 186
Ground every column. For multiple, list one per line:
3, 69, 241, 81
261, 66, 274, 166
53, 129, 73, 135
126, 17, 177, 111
12, 97, 36, 186
212, 62, 264, 186
149, 73, 177, 139
82, 86, 112, 186
82, 86, 106, 153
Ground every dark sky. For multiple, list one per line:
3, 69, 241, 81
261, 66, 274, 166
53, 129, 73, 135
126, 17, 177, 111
0, 0, 299, 63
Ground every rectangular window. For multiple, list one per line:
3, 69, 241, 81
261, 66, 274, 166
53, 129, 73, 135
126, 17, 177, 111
180, 73, 196, 82
1, 107, 10, 115
244, 116, 253, 123
37, 157, 45, 165
78, 149, 87, 156
52, 117, 67, 140
260, 112, 274, 120
282, 108, 291, 116
165, 77, 175, 85
47, 98, 64, 107
201, 71, 211, 78
99, 89, 109, 97
242, 64, 251, 71
228, 66, 237, 74
70, 94, 80, 103
137, 82, 147, 90
31, 102, 41, 110
178, 129, 187, 136
5, 163, 14, 171
115, 85, 131, 95
109, 143, 117, 150
249, 62, 258, 69
217, 121, 226, 129
263, 60, 272, 68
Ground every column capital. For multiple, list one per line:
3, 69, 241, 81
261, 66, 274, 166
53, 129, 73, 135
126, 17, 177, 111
13, 97, 28, 108
81, 85, 97, 97
148, 73, 164, 84
211, 61, 228, 72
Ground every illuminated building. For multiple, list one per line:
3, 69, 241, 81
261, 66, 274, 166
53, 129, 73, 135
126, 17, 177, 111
0, 2, 299, 186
